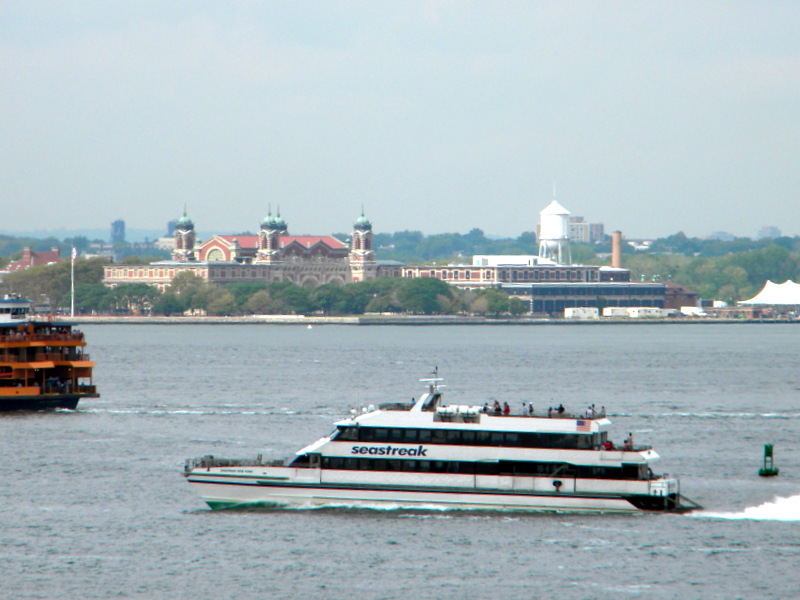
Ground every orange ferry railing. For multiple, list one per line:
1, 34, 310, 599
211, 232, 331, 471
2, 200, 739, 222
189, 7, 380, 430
0, 353, 91, 363
0, 332, 85, 343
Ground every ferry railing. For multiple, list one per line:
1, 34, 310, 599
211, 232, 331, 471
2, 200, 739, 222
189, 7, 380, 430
184, 455, 285, 472
0, 332, 84, 343
482, 409, 607, 419
0, 352, 89, 362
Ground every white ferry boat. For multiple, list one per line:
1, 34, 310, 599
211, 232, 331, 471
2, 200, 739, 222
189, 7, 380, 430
184, 372, 700, 514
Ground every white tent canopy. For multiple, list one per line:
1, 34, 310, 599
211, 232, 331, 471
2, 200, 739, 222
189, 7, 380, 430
739, 280, 800, 305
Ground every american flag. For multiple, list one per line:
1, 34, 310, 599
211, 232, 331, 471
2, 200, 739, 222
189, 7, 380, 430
576, 420, 591, 432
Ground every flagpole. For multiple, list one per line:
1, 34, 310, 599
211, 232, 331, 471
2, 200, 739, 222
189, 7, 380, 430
71, 247, 76, 317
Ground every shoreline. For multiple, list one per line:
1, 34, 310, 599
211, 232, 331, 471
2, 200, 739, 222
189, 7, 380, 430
53, 315, 800, 325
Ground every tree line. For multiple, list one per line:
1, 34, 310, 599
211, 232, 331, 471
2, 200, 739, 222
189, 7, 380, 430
0, 260, 527, 317
3, 230, 800, 308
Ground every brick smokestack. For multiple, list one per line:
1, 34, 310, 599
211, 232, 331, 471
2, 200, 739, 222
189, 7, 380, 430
611, 231, 622, 269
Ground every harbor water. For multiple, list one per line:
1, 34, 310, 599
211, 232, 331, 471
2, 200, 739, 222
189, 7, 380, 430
2, 323, 799, 599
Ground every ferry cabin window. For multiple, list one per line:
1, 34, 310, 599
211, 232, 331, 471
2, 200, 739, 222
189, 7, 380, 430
289, 455, 312, 467
321, 457, 632, 479
351, 427, 597, 450
335, 427, 359, 441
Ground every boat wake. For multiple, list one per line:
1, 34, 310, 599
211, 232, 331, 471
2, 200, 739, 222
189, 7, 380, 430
695, 494, 800, 521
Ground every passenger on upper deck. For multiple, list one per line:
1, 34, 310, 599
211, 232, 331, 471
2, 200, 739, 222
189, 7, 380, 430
623, 432, 633, 450
502, 402, 510, 416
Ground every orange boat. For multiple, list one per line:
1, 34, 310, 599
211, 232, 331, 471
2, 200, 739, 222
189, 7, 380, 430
0, 295, 99, 411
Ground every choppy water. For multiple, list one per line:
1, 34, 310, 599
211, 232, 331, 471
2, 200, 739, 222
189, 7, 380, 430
2, 323, 799, 599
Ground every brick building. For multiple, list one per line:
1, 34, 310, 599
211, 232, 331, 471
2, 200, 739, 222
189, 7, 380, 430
103, 210, 402, 291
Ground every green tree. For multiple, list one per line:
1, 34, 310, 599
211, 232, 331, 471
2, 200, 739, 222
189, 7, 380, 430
365, 295, 402, 313
73, 283, 114, 314
311, 284, 346, 315
268, 282, 312, 314
482, 289, 510, 317
244, 290, 276, 314
398, 278, 454, 314
508, 297, 528, 316
111, 283, 161, 314
227, 282, 268, 310
470, 295, 489, 316
3, 257, 107, 310
206, 288, 237, 315
152, 293, 186, 316
166, 272, 212, 313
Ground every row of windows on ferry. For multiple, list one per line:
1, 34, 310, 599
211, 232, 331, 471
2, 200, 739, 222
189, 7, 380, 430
317, 457, 649, 480
334, 426, 603, 449
405, 269, 600, 282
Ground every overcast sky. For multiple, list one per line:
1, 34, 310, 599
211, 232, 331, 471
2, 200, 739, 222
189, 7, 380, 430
2, 1, 799, 240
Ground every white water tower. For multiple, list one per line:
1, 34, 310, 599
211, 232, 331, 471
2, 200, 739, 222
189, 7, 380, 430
538, 199, 571, 265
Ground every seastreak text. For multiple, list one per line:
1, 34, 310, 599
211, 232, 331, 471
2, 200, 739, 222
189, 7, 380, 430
350, 445, 428, 457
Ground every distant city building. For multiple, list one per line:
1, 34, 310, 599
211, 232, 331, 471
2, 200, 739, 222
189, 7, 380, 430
406, 200, 679, 315
103, 209, 402, 291
154, 237, 175, 252
167, 219, 177, 236
707, 231, 735, 241
111, 219, 126, 244
4, 247, 63, 272
757, 226, 782, 240
568, 216, 605, 244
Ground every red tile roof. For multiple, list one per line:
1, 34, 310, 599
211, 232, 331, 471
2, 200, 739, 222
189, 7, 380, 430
280, 236, 346, 249
6, 247, 63, 272
215, 235, 259, 248
211, 234, 346, 251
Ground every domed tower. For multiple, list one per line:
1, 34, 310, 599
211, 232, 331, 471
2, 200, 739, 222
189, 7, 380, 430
256, 206, 287, 263
350, 209, 374, 261
349, 209, 376, 282
172, 209, 196, 262
538, 199, 571, 265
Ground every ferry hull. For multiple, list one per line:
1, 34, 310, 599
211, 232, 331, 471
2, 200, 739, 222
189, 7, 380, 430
0, 393, 93, 412
186, 476, 683, 514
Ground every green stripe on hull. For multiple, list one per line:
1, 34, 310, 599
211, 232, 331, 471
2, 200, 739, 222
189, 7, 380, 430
205, 499, 286, 511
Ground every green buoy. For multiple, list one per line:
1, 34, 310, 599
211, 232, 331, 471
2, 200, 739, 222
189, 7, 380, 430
758, 443, 779, 477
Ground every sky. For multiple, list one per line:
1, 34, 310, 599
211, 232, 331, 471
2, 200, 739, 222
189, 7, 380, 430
1, 1, 799, 240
